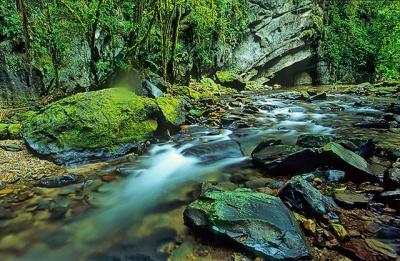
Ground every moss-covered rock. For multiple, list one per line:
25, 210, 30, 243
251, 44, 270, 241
0, 123, 22, 139
215, 71, 246, 91
7, 124, 22, 139
184, 188, 312, 260
22, 88, 159, 165
156, 96, 186, 127
0, 124, 8, 139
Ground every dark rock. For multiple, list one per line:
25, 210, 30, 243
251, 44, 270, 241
279, 176, 338, 219
268, 181, 286, 190
252, 143, 320, 175
384, 168, 400, 189
184, 188, 313, 260
377, 190, 400, 209
334, 191, 370, 208
296, 134, 336, 148
0, 207, 16, 219
318, 143, 376, 182
36, 174, 80, 188
354, 119, 390, 129
245, 178, 275, 189
357, 139, 375, 158
308, 93, 327, 101
320, 170, 346, 183
183, 140, 243, 163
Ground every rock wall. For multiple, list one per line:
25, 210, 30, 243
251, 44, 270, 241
0, 40, 43, 105
233, 0, 321, 86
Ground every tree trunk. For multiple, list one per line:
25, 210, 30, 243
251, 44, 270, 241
43, 0, 60, 92
16, 0, 31, 65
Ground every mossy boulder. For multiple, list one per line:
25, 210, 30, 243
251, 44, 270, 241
0, 123, 22, 139
156, 96, 186, 128
22, 88, 160, 165
215, 71, 246, 91
184, 188, 312, 260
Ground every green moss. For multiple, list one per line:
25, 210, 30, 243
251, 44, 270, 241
215, 71, 238, 83
7, 124, 21, 139
22, 88, 159, 152
189, 189, 277, 223
0, 124, 8, 139
156, 96, 186, 126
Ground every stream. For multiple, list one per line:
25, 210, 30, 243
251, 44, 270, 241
1, 88, 399, 260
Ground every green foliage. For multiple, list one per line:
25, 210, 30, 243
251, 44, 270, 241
320, 0, 400, 82
1, 0, 249, 93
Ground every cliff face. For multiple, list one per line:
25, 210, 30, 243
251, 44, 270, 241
0, 40, 43, 104
233, 0, 322, 86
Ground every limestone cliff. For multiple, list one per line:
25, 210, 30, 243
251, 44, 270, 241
233, 0, 323, 86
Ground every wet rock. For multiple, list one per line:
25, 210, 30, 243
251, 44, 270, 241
320, 170, 346, 183
354, 119, 390, 129
0, 207, 16, 219
334, 191, 370, 208
357, 139, 375, 158
340, 239, 380, 260
184, 188, 312, 260
319, 143, 375, 182
183, 140, 243, 163
252, 143, 320, 176
384, 168, 400, 189
244, 178, 275, 189
330, 223, 349, 241
296, 134, 336, 148
308, 92, 327, 102
0, 144, 23, 152
365, 239, 397, 259
36, 174, 80, 188
377, 190, 400, 209
279, 176, 338, 220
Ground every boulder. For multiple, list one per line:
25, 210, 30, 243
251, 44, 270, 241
318, 143, 375, 181
184, 188, 312, 260
156, 96, 186, 129
279, 176, 338, 219
0, 124, 22, 139
215, 71, 246, 91
252, 143, 321, 175
334, 191, 370, 208
22, 88, 160, 165
143, 80, 163, 98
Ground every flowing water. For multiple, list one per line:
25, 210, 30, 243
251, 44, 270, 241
2, 88, 399, 260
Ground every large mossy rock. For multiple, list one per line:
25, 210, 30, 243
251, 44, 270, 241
184, 188, 312, 260
0, 123, 22, 139
156, 96, 186, 128
215, 71, 246, 91
22, 88, 159, 165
